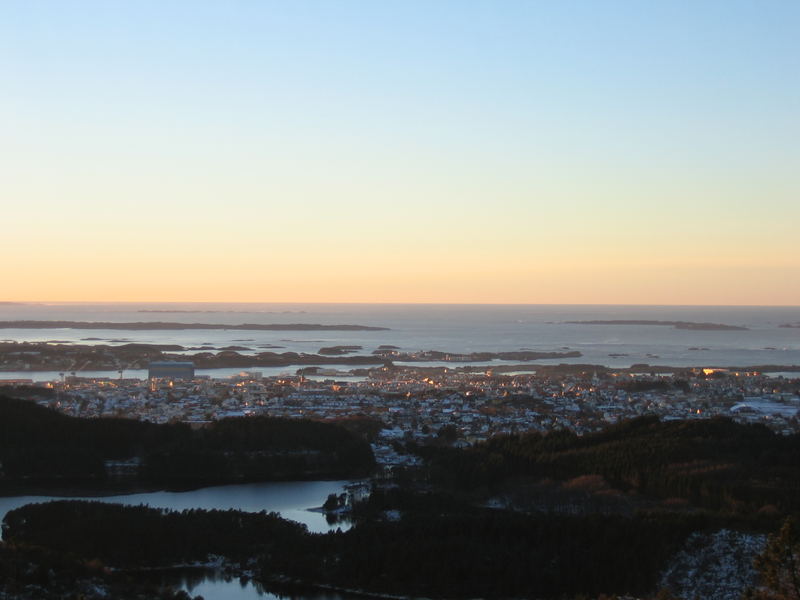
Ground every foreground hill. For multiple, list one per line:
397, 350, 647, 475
3, 408, 799, 599
419, 415, 800, 516
0, 395, 375, 488
2, 499, 709, 599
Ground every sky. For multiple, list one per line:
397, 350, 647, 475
1, 0, 798, 305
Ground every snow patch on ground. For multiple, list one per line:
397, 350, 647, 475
659, 529, 766, 600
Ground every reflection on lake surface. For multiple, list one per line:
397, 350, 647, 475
148, 569, 354, 600
1, 481, 359, 599
0, 480, 354, 537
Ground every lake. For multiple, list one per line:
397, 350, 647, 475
0, 479, 355, 537
0, 480, 362, 599
144, 568, 359, 600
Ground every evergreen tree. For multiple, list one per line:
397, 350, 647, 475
748, 517, 800, 599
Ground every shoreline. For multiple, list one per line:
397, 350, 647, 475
565, 319, 749, 330
0, 320, 389, 331
128, 563, 413, 600
0, 341, 583, 373
0, 476, 365, 499
3, 362, 800, 376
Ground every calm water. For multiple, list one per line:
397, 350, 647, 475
146, 569, 356, 600
0, 303, 798, 373
0, 480, 358, 599
0, 480, 353, 537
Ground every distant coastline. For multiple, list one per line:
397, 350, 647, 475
0, 320, 389, 331
138, 309, 308, 314
0, 341, 582, 372
565, 320, 748, 331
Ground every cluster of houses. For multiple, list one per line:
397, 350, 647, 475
5, 365, 799, 467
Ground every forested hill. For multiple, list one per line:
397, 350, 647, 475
5, 414, 800, 598
419, 415, 800, 515
2, 499, 708, 598
0, 395, 374, 487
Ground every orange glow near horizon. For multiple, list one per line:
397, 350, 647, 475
3, 213, 798, 305
2, 3, 798, 307
4, 162, 797, 306
4, 258, 799, 306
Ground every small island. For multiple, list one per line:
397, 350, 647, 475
0, 342, 582, 372
138, 309, 308, 314
565, 320, 747, 331
373, 348, 582, 361
318, 345, 363, 355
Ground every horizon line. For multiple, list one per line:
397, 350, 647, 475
4, 300, 800, 308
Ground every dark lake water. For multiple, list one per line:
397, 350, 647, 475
146, 568, 356, 600
0, 480, 353, 536
0, 480, 360, 599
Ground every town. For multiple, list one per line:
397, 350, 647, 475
4, 362, 799, 471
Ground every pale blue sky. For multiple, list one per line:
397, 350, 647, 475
1, 1, 798, 303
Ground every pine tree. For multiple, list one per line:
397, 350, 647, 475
747, 517, 800, 600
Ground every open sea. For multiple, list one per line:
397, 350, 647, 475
1, 303, 799, 377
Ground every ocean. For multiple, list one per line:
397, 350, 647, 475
1, 303, 798, 375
